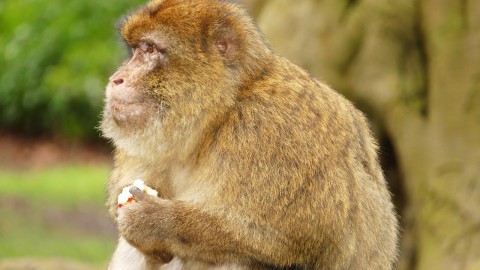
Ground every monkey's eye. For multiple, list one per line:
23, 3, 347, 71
139, 42, 164, 55
139, 42, 156, 53
146, 45, 156, 54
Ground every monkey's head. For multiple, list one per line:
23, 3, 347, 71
101, 0, 272, 160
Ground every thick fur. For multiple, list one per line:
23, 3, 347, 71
101, 0, 399, 269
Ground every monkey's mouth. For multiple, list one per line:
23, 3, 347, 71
109, 99, 151, 127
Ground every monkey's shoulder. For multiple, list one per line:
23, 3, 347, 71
235, 61, 360, 132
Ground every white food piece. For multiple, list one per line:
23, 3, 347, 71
132, 179, 158, 197
118, 186, 134, 206
117, 179, 158, 207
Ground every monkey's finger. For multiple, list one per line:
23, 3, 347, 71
129, 187, 147, 201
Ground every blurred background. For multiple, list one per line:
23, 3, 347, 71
0, 0, 479, 269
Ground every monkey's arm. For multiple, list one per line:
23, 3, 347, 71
118, 187, 299, 267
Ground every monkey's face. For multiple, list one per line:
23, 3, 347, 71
100, 31, 172, 158
100, 15, 182, 158
104, 41, 166, 128
101, 0, 269, 158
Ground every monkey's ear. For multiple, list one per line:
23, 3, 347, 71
213, 19, 240, 64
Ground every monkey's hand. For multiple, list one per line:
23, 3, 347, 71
117, 179, 158, 208
117, 187, 174, 264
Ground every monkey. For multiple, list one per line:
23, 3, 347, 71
100, 0, 399, 269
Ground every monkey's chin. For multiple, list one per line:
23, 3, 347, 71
101, 108, 167, 161
110, 101, 150, 128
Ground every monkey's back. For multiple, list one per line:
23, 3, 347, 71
207, 56, 398, 269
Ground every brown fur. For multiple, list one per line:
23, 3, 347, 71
101, 0, 399, 269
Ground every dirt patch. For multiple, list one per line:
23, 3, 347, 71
43, 204, 117, 237
0, 134, 112, 170
0, 196, 117, 238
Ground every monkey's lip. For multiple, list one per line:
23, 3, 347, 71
109, 98, 145, 111
109, 98, 138, 107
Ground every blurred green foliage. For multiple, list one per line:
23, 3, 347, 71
0, 0, 145, 139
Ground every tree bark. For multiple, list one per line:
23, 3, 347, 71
244, 0, 480, 269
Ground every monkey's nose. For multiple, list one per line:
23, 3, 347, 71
112, 78, 124, 85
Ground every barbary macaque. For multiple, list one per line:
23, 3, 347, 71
101, 0, 399, 269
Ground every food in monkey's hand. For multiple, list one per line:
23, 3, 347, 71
117, 179, 158, 208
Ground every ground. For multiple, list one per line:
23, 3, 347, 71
0, 134, 111, 170
0, 134, 116, 270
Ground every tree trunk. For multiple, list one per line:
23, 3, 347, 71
245, 0, 480, 269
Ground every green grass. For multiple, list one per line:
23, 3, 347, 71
0, 165, 109, 206
0, 165, 116, 265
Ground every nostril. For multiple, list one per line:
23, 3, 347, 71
113, 79, 124, 85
